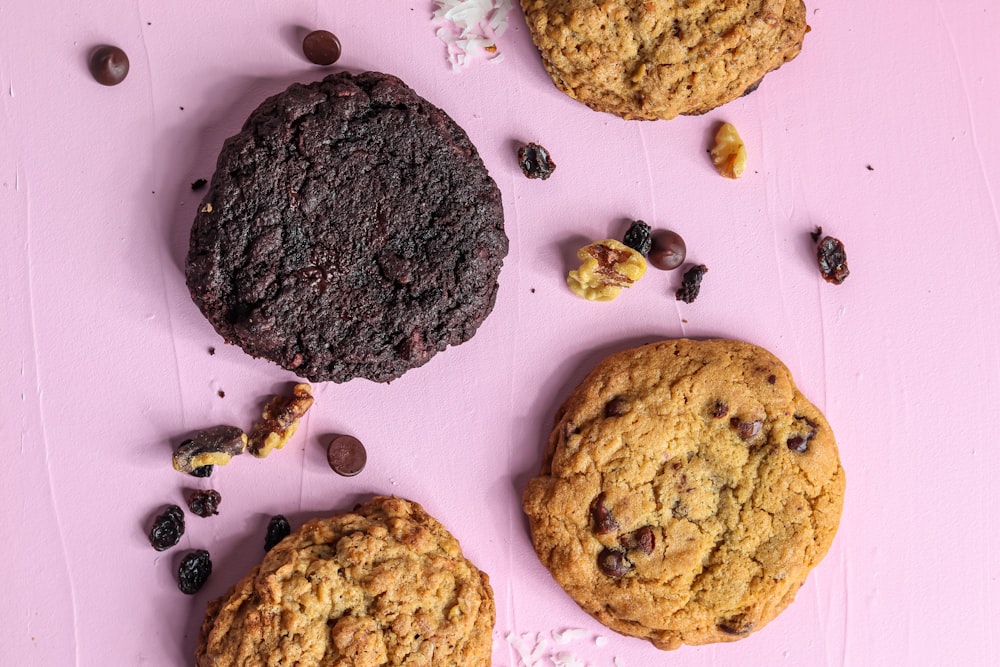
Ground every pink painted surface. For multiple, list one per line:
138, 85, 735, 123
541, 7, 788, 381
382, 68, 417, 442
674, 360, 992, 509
2, 2, 998, 665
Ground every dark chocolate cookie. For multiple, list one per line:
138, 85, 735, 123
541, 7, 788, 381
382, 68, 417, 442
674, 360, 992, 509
186, 71, 507, 383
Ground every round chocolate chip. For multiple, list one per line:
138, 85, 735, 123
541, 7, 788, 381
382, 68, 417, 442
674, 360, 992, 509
648, 230, 686, 271
89, 45, 129, 86
302, 30, 342, 66
597, 547, 632, 579
326, 435, 366, 477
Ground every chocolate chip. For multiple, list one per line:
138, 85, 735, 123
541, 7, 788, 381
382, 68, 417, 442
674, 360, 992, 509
711, 401, 729, 418
597, 548, 631, 578
89, 45, 129, 86
589, 493, 619, 535
604, 397, 631, 417
649, 230, 686, 271
302, 30, 342, 66
767, 374, 776, 385
730, 418, 763, 441
718, 614, 754, 635
787, 436, 809, 453
326, 435, 367, 477
619, 526, 655, 555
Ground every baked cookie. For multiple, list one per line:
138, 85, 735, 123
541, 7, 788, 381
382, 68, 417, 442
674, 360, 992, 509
522, 339, 844, 649
186, 71, 507, 383
196, 496, 495, 666
520, 0, 808, 119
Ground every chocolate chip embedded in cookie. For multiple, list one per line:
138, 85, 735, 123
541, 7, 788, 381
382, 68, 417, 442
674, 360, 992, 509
186, 71, 507, 383
196, 496, 495, 666
522, 339, 845, 649
520, 0, 808, 120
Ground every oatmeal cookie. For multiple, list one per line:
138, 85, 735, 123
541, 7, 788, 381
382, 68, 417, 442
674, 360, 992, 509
196, 496, 495, 666
520, 0, 808, 119
186, 71, 507, 383
522, 339, 844, 649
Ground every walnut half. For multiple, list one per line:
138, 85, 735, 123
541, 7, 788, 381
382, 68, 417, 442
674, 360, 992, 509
567, 239, 647, 301
710, 122, 747, 179
248, 383, 315, 458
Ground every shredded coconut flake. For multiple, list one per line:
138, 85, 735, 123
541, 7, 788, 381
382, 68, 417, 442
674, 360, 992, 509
552, 651, 587, 667
594, 635, 608, 648
432, 0, 511, 71
553, 628, 589, 645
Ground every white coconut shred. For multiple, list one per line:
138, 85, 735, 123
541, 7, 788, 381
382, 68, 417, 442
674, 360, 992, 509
432, 0, 512, 70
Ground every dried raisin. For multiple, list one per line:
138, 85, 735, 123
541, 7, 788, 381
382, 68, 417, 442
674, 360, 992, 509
189, 465, 214, 478
149, 505, 185, 551
622, 220, 652, 257
265, 515, 291, 552
675, 264, 707, 303
517, 142, 556, 180
187, 490, 222, 518
816, 235, 850, 284
177, 549, 212, 594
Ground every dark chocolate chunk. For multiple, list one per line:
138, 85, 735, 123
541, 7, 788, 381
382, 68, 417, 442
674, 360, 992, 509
604, 397, 631, 418
302, 30, 342, 66
589, 493, 619, 535
597, 547, 632, 578
326, 435, 367, 477
718, 614, 754, 636
619, 526, 655, 555
88, 45, 129, 86
731, 418, 763, 441
649, 230, 686, 271
711, 401, 729, 418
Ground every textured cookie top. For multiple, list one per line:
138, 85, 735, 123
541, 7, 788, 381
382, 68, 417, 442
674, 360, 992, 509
521, 0, 807, 119
196, 496, 495, 667
186, 71, 507, 383
522, 339, 844, 649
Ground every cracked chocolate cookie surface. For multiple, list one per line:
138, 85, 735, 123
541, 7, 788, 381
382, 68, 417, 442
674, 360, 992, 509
196, 496, 495, 667
186, 71, 507, 383
522, 339, 844, 649
521, 0, 808, 119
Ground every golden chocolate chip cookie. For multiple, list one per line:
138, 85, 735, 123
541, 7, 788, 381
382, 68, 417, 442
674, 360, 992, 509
196, 497, 495, 666
522, 339, 844, 649
520, 0, 808, 119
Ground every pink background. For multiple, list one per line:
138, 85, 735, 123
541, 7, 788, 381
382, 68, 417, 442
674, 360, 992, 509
2, 1, 998, 665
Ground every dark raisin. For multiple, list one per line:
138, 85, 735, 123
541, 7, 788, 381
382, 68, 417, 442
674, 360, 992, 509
649, 230, 686, 270
604, 397, 631, 417
189, 464, 214, 478
816, 235, 850, 284
622, 220, 652, 257
711, 401, 729, 418
207, 347, 216, 356
149, 505, 185, 551
730, 418, 763, 441
718, 614, 754, 635
597, 547, 632, 578
265, 515, 291, 552
589, 493, 620, 535
517, 142, 556, 180
619, 526, 655, 555
187, 490, 222, 518
177, 549, 212, 594
675, 264, 707, 303
191, 178, 207, 191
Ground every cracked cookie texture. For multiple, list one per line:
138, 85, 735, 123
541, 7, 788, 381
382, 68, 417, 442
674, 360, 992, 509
522, 339, 844, 649
520, 0, 808, 119
196, 497, 495, 666
186, 71, 507, 383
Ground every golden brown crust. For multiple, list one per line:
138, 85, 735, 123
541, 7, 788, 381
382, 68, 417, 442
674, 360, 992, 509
521, 0, 808, 120
196, 497, 495, 666
522, 339, 844, 649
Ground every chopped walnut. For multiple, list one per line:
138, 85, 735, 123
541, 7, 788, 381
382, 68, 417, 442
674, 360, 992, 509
710, 122, 747, 179
247, 383, 315, 458
567, 239, 647, 301
172, 426, 247, 473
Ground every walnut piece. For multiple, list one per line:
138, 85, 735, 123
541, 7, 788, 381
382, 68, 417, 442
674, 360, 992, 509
710, 122, 747, 179
248, 383, 315, 458
567, 239, 647, 301
172, 426, 248, 473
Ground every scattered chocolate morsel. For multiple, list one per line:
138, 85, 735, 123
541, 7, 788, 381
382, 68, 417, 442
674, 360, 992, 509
717, 614, 754, 636
596, 547, 632, 579
866, 164, 875, 171
302, 30, 342, 66
675, 264, 707, 303
208, 346, 216, 355
619, 526, 655, 555
787, 436, 809, 453
604, 396, 631, 418
217, 390, 225, 398
517, 142, 556, 180
177, 549, 212, 595
816, 235, 850, 284
172, 426, 248, 474
189, 465, 213, 478
711, 401, 729, 418
589, 492, 620, 535
149, 505, 185, 551
622, 220, 652, 257
810, 226, 824, 243
264, 515, 291, 552
326, 435, 367, 477
730, 418, 763, 441
187, 490, 222, 518
767, 374, 777, 385
88, 45, 129, 86
191, 178, 207, 191
649, 230, 686, 271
